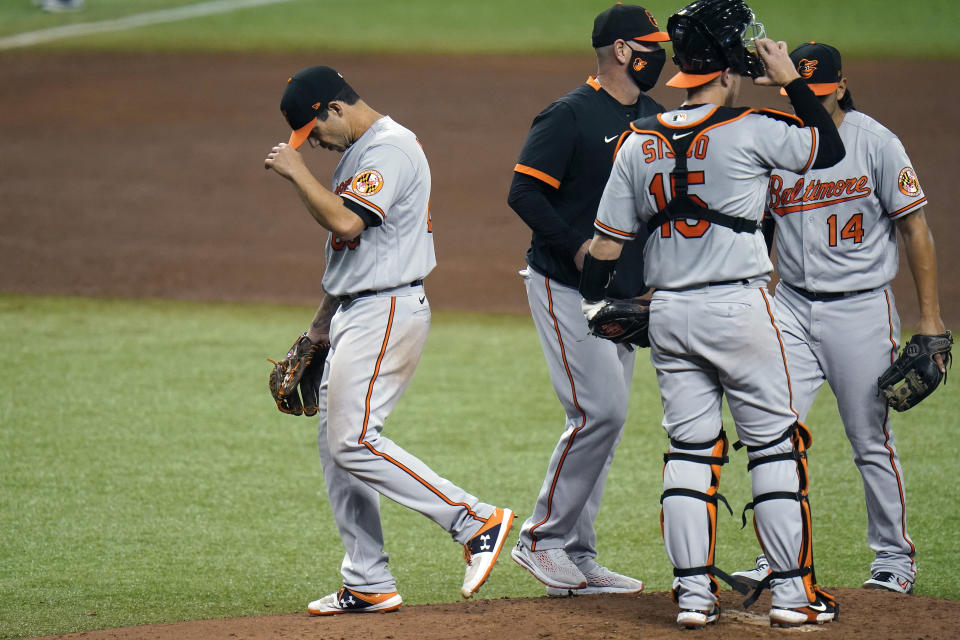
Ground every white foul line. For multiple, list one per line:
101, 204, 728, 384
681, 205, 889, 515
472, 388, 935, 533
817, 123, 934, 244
0, 0, 298, 50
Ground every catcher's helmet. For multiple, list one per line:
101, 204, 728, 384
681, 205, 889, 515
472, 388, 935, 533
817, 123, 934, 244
666, 0, 765, 88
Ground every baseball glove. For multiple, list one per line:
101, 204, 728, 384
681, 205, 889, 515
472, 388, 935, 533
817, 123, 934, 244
878, 331, 953, 411
268, 333, 329, 416
585, 298, 650, 348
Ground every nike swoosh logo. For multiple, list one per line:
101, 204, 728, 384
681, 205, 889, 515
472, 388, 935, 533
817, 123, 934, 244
419, 296, 426, 304
604, 135, 619, 143
808, 602, 828, 612
672, 131, 694, 140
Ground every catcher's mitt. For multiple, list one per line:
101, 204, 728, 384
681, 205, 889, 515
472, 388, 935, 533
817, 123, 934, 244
585, 298, 650, 349
878, 331, 953, 412
268, 333, 330, 416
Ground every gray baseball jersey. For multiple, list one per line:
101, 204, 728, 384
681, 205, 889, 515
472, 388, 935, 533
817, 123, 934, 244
595, 104, 831, 612
323, 116, 436, 296
768, 109, 926, 291
764, 109, 926, 585
315, 115, 500, 594
597, 105, 818, 289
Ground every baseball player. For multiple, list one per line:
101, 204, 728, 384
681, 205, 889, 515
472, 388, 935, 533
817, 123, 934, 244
264, 66, 513, 615
732, 42, 947, 596
506, 4, 668, 595
578, 0, 846, 629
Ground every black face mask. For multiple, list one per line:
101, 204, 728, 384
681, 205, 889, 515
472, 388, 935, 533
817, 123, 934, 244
628, 48, 666, 92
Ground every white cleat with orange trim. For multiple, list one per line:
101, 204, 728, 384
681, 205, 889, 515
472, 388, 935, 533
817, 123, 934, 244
462, 507, 515, 598
307, 586, 402, 615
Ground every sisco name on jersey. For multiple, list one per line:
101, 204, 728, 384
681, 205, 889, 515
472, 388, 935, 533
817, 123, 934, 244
768, 174, 872, 216
639, 135, 709, 164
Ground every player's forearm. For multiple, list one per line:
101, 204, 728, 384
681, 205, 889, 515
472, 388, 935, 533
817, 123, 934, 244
507, 173, 588, 257
579, 233, 624, 302
588, 233, 624, 261
306, 294, 338, 343
288, 167, 365, 240
784, 79, 845, 169
898, 210, 945, 333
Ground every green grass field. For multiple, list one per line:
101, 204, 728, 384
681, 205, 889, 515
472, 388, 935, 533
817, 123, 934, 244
1, 0, 959, 57
1, 295, 958, 639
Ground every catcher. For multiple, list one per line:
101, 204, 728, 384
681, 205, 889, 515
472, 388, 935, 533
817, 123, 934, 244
264, 65, 513, 616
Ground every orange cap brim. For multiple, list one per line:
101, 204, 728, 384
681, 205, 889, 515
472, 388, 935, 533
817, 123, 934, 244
779, 82, 838, 97
634, 31, 670, 43
287, 117, 317, 150
666, 70, 722, 89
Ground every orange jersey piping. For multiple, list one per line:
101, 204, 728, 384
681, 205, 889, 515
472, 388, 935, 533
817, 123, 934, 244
612, 130, 632, 161
342, 191, 386, 219
594, 219, 636, 240
527, 275, 588, 549
887, 197, 927, 219
690, 108, 755, 148
515, 163, 561, 189
799, 127, 817, 174
356, 297, 483, 522
760, 288, 799, 421
755, 108, 804, 127
881, 289, 917, 563
655, 106, 720, 129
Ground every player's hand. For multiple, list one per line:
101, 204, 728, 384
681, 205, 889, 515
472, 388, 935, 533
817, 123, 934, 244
917, 316, 949, 372
264, 142, 307, 180
752, 38, 800, 87
574, 239, 592, 271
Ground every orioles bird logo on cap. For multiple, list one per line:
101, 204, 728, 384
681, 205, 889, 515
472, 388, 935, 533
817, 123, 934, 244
645, 9, 659, 27
797, 58, 818, 79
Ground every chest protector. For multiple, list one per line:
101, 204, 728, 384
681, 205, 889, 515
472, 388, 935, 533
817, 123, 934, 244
634, 106, 761, 235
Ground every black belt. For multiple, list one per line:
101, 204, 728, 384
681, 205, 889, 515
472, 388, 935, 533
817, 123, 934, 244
663, 278, 750, 292
783, 281, 875, 301
337, 280, 423, 306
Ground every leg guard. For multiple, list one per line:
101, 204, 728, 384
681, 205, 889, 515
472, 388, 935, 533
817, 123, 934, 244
738, 422, 835, 609
661, 430, 747, 611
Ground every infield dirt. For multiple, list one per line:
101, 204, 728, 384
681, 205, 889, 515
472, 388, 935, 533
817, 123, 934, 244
2, 52, 958, 324
4, 52, 959, 640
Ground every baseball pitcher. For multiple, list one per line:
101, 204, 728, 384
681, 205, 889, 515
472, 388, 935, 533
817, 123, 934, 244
264, 66, 513, 615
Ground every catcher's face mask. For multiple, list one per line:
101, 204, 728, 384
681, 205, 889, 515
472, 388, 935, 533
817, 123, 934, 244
739, 10, 766, 78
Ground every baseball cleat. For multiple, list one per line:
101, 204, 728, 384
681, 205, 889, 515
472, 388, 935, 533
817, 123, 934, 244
863, 571, 914, 594
307, 586, 402, 615
731, 554, 771, 588
769, 590, 838, 627
546, 560, 643, 596
676, 604, 720, 630
461, 507, 514, 598
511, 541, 587, 590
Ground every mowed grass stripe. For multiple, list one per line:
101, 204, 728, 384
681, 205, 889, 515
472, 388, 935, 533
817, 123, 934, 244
0, 0, 296, 50
0, 0, 957, 57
